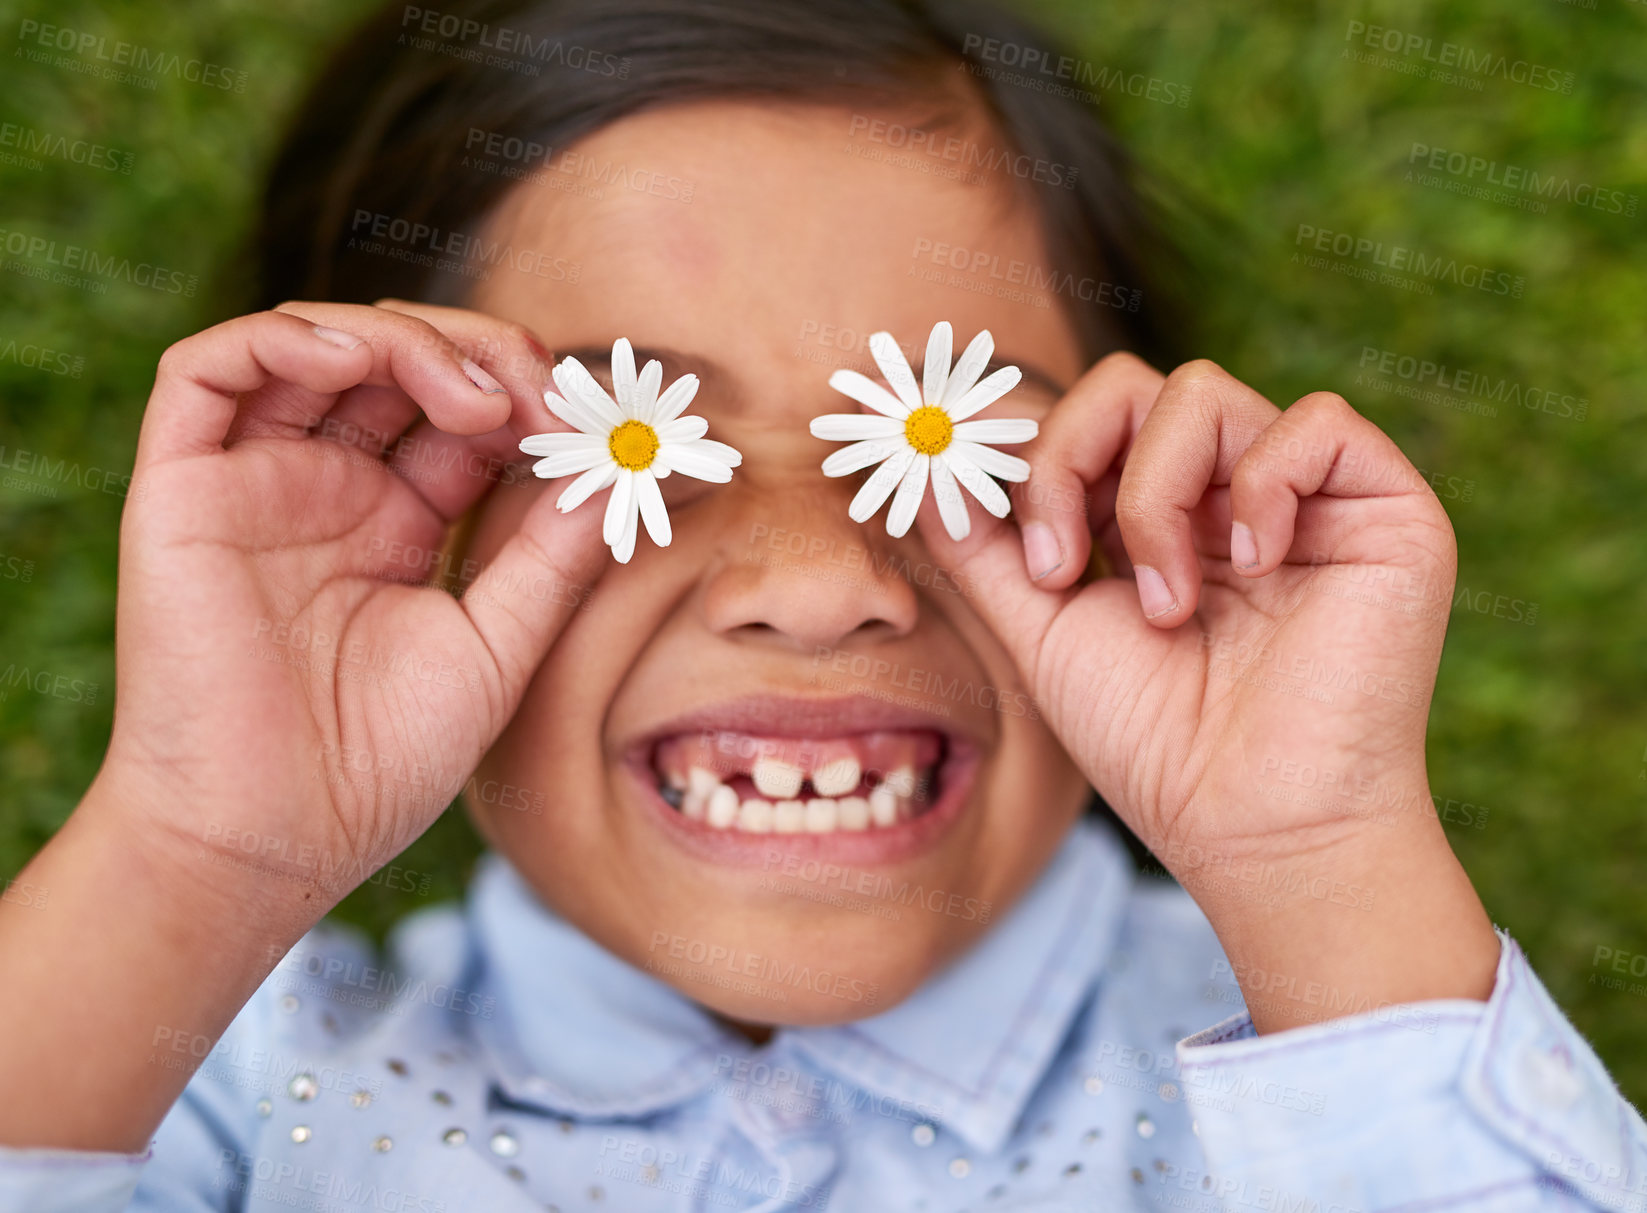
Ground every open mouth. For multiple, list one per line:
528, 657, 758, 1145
650, 728, 946, 834
623, 695, 982, 863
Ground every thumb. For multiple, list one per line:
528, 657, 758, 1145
912, 492, 1069, 684
453, 486, 610, 709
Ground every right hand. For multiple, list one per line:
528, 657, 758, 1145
97, 300, 605, 925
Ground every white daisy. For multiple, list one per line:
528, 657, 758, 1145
809, 322, 1038, 541
519, 339, 743, 563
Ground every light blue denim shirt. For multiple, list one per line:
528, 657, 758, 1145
3, 821, 1644, 1212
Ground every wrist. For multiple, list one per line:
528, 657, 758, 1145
1181, 818, 1500, 1034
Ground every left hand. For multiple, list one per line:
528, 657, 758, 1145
920, 354, 1500, 1029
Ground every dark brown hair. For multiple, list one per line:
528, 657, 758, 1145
254, 0, 1185, 366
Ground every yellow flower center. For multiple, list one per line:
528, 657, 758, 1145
608, 419, 660, 471
904, 405, 953, 456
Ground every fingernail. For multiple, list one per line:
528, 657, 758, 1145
1230, 521, 1259, 570
1022, 521, 1063, 581
313, 325, 363, 350
461, 358, 510, 396
1134, 565, 1178, 619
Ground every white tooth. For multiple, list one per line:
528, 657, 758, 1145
804, 798, 839, 833
681, 791, 707, 820
810, 757, 861, 797
706, 785, 739, 829
736, 797, 774, 832
883, 765, 917, 797
869, 785, 899, 828
837, 796, 870, 831
772, 800, 805, 833
688, 766, 721, 796
664, 768, 688, 791
752, 757, 804, 800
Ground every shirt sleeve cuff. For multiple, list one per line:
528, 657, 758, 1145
1175, 931, 1647, 1209
0, 1143, 148, 1213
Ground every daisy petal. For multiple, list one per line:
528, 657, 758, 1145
651, 449, 672, 478
887, 452, 930, 538
951, 417, 1039, 446
654, 374, 700, 423
635, 359, 663, 423
556, 461, 617, 512
519, 431, 603, 457
603, 467, 637, 547
849, 447, 916, 524
828, 369, 909, 419
952, 440, 1031, 482
553, 357, 624, 430
821, 437, 904, 477
922, 321, 952, 405
532, 448, 608, 479
946, 450, 1012, 517
658, 416, 708, 444
809, 413, 905, 441
941, 329, 994, 407
635, 470, 672, 548
612, 499, 639, 564
948, 366, 1023, 422
543, 388, 608, 438
667, 443, 739, 483
869, 331, 922, 412
611, 339, 638, 415
930, 455, 972, 541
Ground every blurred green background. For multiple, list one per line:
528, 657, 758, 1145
2, 0, 1643, 1099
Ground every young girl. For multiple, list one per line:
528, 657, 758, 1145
1, 0, 1640, 1209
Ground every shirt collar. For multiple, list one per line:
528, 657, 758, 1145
787, 822, 1132, 1152
466, 821, 1132, 1150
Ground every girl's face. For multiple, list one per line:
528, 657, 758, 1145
465, 99, 1092, 1025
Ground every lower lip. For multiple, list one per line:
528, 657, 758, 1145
627, 744, 980, 868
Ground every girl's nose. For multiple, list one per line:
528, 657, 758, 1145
700, 489, 921, 653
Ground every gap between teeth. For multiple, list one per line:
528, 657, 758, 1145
674, 761, 922, 833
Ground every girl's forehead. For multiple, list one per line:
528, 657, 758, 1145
471, 99, 1086, 410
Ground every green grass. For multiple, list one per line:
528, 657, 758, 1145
3, 0, 1644, 1100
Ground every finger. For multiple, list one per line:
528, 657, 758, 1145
372, 299, 563, 522
913, 486, 1068, 681
271, 301, 514, 435
1113, 360, 1280, 626
456, 480, 609, 704
136, 311, 376, 467
1227, 391, 1440, 577
1012, 352, 1165, 589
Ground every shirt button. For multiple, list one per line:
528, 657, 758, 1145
911, 1123, 936, 1147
